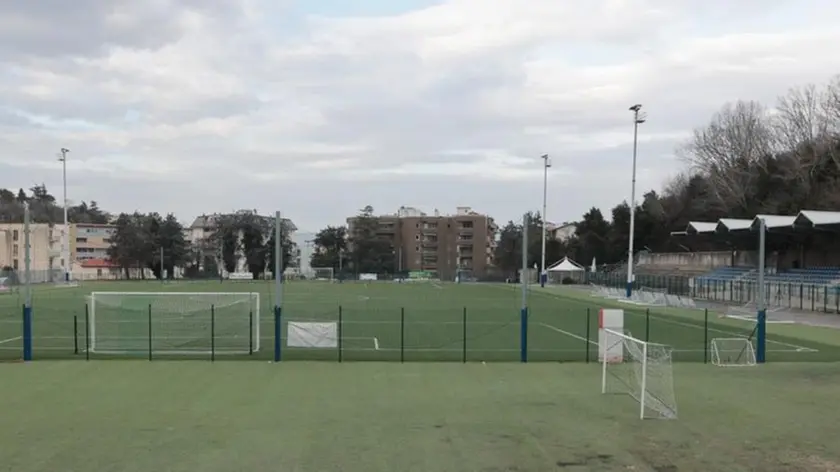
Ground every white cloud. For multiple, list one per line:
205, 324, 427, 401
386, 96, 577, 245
0, 0, 839, 231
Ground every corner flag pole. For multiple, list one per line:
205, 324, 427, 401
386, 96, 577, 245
756, 217, 766, 363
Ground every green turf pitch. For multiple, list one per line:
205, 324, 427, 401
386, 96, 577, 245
1, 280, 839, 362
2, 361, 839, 472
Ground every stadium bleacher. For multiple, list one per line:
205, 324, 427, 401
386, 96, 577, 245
695, 266, 753, 282
697, 266, 840, 286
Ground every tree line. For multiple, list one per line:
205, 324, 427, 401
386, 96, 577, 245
308, 205, 395, 276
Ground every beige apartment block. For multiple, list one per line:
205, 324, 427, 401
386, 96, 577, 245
347, 206, 497, 281
0, 223, 62, 275
71, 223, 118, 279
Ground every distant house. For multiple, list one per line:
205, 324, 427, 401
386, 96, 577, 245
551, 222, 577, 242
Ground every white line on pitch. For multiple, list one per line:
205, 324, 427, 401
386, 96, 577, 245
0, 336, 21, 345
526, 288, 820, 353
538, 322, 598, 345
630, 312, 819, 353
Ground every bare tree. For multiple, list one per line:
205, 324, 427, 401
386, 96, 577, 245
679, 100, 773, 213
771, 83, 839, 174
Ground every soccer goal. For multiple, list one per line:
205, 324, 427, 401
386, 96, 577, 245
710, 337, 757, 367
311, 267, 334, 281
88, 292, 260, 355
601, 329, 678, 420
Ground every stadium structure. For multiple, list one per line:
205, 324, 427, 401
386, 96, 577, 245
593, 209, 840, 313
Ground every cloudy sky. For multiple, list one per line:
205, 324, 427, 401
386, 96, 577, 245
2, 0, 840, 232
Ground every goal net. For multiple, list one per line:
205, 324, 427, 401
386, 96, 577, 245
88, 292, 260, 355
710, 337, 756, 367
601, 329, 678, 419
311, 267, 334, 281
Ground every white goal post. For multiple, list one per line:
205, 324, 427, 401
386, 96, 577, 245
710, 337, 757, 367
601, 328, 678, 420
88, 292, 260, 355
311, 267, 335, 281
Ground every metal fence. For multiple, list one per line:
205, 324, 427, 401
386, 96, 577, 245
1, 301, 836, 363
589, 272, 840, 314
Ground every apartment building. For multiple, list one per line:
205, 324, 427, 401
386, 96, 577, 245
347, 206, 497, 281
0, 222, 122, 281
0, 223, 63, 282
72, 223, 119, 279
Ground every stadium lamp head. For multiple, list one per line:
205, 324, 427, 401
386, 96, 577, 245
629, 104, 642, 112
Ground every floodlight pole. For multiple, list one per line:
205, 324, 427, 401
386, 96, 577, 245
22, 202, 32, 361
626, 105, 645, 298
540, 154, 550, 287
520, 212, 528, 363
58, 148, 70, 282
756, 218, 766, 363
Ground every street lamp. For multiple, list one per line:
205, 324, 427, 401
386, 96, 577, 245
540, 154, 550, 287
626, 105, 646, 298
58, 148, 70, 282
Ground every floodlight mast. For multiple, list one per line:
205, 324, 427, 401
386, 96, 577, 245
626, 105, 646, 298
58, 148, 70, 282
540, 154, 550, 287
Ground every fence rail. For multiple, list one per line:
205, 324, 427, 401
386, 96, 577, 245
589, 272, 840, 314
1, 302, 836, 363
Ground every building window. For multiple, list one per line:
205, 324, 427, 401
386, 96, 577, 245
12, 244, 18, 256
12, 230, 18, 241
13, 259, 18, 270
76, 237, 88, 243
415, 235, 420, 240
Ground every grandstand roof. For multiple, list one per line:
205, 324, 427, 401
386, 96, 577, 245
717, 218, 752, 232
672, 209, 840, 237
794, 210, 840, 227
750, 214, 797, 231
686, 221, 717, 234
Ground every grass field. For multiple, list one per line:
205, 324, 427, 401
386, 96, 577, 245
2, 280, 840, 362
3, 361, 840, 472
3, 281, 840, 470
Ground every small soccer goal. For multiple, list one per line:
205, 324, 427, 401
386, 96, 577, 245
601, 329, 678, 420
88, 292, 260, 355
311, 267, 335, 281
710, 337, 757, 367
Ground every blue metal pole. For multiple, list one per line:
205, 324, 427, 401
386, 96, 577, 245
22, 305, 32, 361
756, 218, 767, 363
521, 212, 529, 362
756, 309, 766, 363
273, 306, 281, 362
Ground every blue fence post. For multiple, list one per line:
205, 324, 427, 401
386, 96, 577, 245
520, 307, 528, 363
756, 309, 766, 363
273, 305, 281, 362
22, 304, 32, 361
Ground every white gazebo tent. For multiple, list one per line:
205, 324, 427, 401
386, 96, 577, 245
546, 256, 585, 284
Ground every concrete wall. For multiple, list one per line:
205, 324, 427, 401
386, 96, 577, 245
637, 250, 758, 268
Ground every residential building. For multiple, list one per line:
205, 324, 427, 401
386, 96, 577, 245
552, 222, 577, 242
346, 206, 497, 281
72, 223, 119, 279
0, 223, 63, 282
187, 211, 298, 275
0, 222, 123, 281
